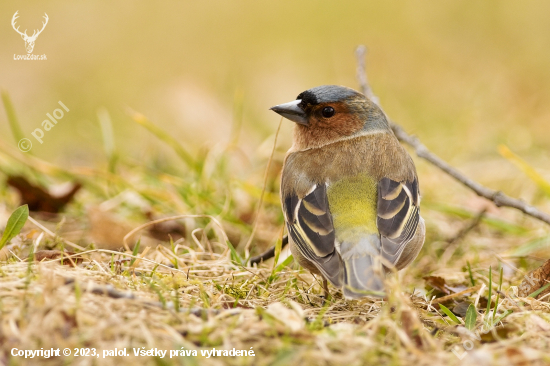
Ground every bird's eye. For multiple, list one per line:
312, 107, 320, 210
321, 106, 335, 118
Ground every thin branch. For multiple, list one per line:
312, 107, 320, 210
430, 285, 482, 306
65, 278, 136, 299
440, 209, 486, 265
446, 209, 487, 247
355, 46, 380, 106
355, 45, 550, 226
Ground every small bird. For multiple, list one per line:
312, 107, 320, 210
270, 85, 425, 299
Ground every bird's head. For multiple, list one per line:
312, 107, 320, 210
271, 85, 389, 150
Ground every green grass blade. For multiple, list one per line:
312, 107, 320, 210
226, 240, 244, 266
439, 304, 461, 325
130, 111, 196, 170
1, 91, 25, 144
274, 254, 294, 274
267, 254, 294, 285
485, 266, 492, 324
467, 261, 476, 286
97, 107, 117, 174
528, 282, 550, 298
426, 203, 528, 235
272, 235, 283, 271
493, 309, 513, 325
145, 277, 166, 308
507, 235, 550, 257
172, 281, 180, 312
464, 304, 477, 330
493, 267, 503, 322
129, 238, 141, 266
0, 205, 29, 250
98, 108, 114, 158
499, 145, 550, 197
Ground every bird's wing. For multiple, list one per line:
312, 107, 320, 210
283, 183, 343, 286
376, 177, 421, 266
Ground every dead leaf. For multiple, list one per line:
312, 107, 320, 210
424, 276, 449, 295
453, 301, 471, 317
424, 276, 466, 296
478, 297, 496, 310
145, 211, 186, 242
7, 176, 81, 213
518, 259, 550, 299
32, 250, 83, 266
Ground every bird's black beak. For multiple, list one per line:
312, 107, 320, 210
270, 100, 309, 126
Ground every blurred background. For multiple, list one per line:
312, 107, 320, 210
1, 0, 550, 257
2, 1, 550, 157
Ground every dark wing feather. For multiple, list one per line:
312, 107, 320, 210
283, 184, 343, 286
377, 177, 420, 266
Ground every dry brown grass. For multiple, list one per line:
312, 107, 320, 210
1, 206, 550, 366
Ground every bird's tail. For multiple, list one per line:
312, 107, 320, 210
340, 236, 385, 299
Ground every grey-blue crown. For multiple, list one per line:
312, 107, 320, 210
296, 85, 362, 106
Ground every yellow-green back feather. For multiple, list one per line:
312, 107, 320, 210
327, 174, 379, 241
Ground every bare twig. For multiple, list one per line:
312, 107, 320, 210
355, 46, 380, 106
66, 279, 136, 299
440, 209, 487, 265
356, 45, 550, 226
446, 209, 487, 246
430, 285, 482, 306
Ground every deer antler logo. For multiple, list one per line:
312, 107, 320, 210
12, 11, 49, 54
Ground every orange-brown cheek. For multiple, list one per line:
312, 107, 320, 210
320, 114, 363, 135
